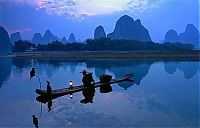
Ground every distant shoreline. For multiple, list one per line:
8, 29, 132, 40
1, 51, 200, 61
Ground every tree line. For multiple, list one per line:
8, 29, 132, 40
12, 38, 194, 52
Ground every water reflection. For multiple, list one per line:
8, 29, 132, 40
0, 58, 12, 87
85, 60, 153, 89
35, 76, 113, 127
80, 87, 95, 104
100, 84, 112, 93
0, 58, 199, 127
164, 61, 199, 79
12, 58, 32, 69
178, 62, 199, 79
0, 58, 199, 89
164, 62, 179, 74
111, 61, 152, 89
94, 68, 106, 77
32, 115, 39, 128
47, 100, 52, 112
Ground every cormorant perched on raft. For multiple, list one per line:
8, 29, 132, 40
32, 115, 38, 128
46, 81, 52, 95
30, 68, 36, 80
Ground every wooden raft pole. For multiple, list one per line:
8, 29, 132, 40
36, 73, 134, 98
36, 73, 134, 103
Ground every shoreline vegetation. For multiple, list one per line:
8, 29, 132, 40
1, 50, 200, 61
1, 38, 198, 61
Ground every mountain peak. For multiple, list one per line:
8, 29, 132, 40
45, 29, 51, 33
10, 32, 22, 43
179, 24, 199, 48
164, 29, 179, 43
32, 33, 43, 44
0, 26, 12, 52
94, 25, 106, 39
185, 24, 198, 32
68, 33, 76, 43
135, 19, 141, 25
108, 15, 151, 41
119, 15, 134, 21
61, 37, 68, 43
186, 24, 196, 28
116, 15, 135, 27
43, 29, 56, 43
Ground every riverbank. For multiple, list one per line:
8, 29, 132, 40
1, 51, 200, 61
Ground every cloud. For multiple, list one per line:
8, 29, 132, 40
4, 0, 163, 20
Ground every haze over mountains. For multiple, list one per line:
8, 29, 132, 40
32, 33, 43, 44
107, 15, 151, 41
68, 33, 76, 43
94, 26, 106, 39
93, 15, 151, 42
10, 32, 22, 44
61, 37, 68, 43
32, 30, 77, 44
42, 30, 57, 44
165, 24, 199, 48
0, 27, 12, 52
0, 15, 199, 52
165, 30, 179, 43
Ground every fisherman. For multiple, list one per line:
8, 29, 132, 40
46, 80, 52, 95
80, 69, 95, 103
81, 70, 95, 88
30, 68, 36, 80
32, 115, 38, 128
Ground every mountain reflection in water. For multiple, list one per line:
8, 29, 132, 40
0, 58, 199, 127
1, 58, 199, 89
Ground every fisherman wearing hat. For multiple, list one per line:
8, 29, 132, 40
81, 69, 95, 87
80, 69, 95, 103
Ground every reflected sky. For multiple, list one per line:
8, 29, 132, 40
0, 58, 199, 127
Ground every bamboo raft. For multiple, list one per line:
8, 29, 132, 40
36, 73, 134, 103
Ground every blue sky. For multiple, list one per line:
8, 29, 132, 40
0, 0, 199, 42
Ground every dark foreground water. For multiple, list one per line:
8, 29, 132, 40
0, 58, 199, 127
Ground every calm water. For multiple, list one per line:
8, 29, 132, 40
0, 58, 199, 127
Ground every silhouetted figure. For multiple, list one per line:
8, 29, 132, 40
80, 70, 95, 104
47, 100, 52, 112
30, 68, 36, 80
46, 81, 52, 95
81, 70, 95, 87
32, 115, 38, 128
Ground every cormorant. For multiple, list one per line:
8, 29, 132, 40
30, 68, 36, 80
46, 80, 52, 94
32, 115, 38, 128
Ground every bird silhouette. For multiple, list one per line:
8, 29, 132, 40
46, 80, 52, 94
30, 68, 36, 80
32, 115, 38, 128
